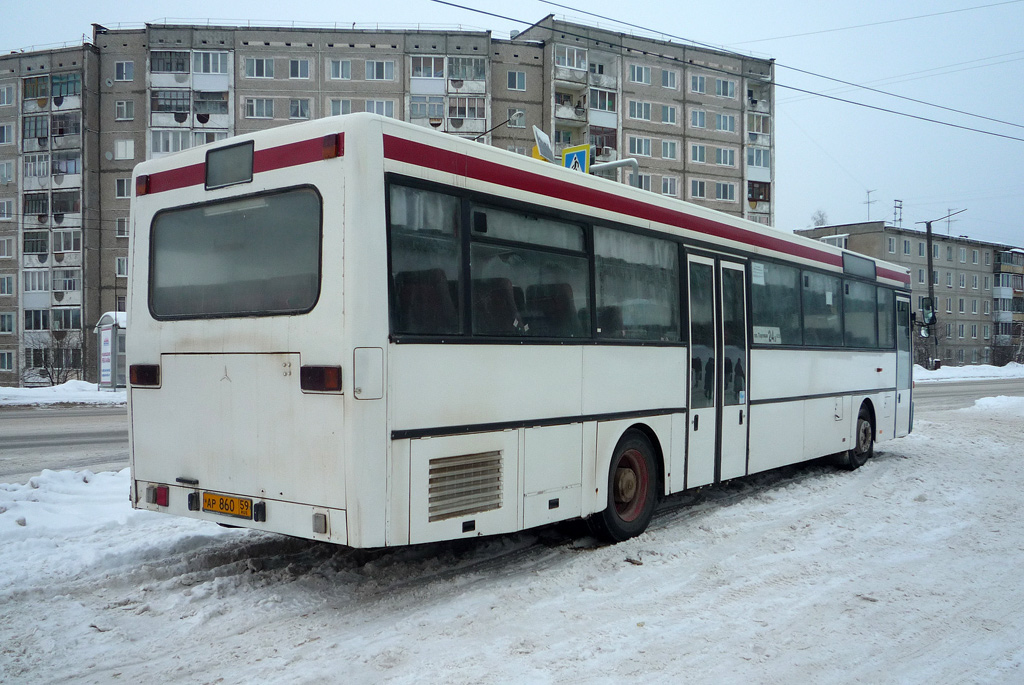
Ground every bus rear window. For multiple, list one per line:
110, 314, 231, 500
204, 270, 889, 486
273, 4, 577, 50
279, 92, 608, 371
150, 187, 321, 319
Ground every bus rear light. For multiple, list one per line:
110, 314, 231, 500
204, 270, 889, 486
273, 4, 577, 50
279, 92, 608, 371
130, 363, 161, 387
322, 133, 344, 160
145, 484, 170, 507
301, 365, 342, 392
135, 174, 150, 196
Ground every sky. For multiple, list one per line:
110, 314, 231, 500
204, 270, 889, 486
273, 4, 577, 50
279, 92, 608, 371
2, 0, 1022, 246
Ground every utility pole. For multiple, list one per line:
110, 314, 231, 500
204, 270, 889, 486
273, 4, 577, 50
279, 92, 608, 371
916, 208, 967, 368
893, 199, 903, 227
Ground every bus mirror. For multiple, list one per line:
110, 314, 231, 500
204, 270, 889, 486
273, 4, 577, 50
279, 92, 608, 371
921, 297, 937, 326
920, 327, 929, 338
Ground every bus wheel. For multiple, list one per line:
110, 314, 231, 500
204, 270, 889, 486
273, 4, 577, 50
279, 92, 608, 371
840, 407, 874, 471
590, 431, 658, 542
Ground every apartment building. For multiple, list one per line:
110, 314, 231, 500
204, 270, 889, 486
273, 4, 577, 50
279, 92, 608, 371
0, 17, 775, 386
797, 221, 1024, 366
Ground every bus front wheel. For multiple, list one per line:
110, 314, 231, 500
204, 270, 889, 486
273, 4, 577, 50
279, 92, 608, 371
590, 430, 658, 542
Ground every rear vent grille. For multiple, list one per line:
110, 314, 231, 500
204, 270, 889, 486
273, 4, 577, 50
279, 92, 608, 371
428, 450, 503, 522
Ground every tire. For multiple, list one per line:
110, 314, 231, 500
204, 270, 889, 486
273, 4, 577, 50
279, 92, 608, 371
839, 407, 874, 471
589, 430, 658, 542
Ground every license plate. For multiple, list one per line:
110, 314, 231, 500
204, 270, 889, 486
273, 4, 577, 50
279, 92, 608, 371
202, 492, 253, 519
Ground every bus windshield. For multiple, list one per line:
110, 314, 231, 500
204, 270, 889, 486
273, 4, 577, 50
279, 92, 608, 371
149, 187, 322, 319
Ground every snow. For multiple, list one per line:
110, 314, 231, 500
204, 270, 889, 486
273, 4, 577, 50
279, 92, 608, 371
914, 361, 1024, 383
0, 380, 126, 407
3, 391, 1024, 681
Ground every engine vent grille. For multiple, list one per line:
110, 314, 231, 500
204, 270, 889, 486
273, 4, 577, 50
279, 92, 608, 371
428, 450, 502, 522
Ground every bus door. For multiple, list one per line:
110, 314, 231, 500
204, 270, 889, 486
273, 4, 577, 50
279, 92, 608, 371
686, 255, 750, 488
895, 295, 912, 436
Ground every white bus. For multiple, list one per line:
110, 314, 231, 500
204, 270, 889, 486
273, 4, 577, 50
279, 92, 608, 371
128, 113, 912, 547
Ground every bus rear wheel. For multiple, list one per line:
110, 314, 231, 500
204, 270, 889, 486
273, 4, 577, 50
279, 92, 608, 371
839, 406, 874, 470
590, 430, 658, 542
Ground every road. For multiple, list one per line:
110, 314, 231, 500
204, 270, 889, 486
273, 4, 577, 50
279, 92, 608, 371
0, 377, 1021, 485
0, 406, 128, 484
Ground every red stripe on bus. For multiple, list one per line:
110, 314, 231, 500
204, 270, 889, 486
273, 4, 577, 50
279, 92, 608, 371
383, 135, 910, 285
146, 135, 343, 195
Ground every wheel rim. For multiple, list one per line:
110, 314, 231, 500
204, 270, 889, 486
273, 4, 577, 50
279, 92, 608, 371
857, 418, 872, 454
613, 448, 649, 522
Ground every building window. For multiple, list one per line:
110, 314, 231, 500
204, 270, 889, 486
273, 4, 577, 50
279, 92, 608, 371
115, 100, 134, 120
23, 115, 48, 139
959, 247, 967, 262
52, 229, 81, 253
51, 113, 81, 137
972, 249, 978, 264
690, 109, 706, 129
918, 269, 925, 284
628, 100, 652, 121
661, 105, 677, 124
984, 251, 991, 266
193, 91, 228, 115
555, 45, 587, 71
24, 76, 48, 98
507, 108, 525, 128
691, 144, 706, 163
0, 237, 12, 257
330, 59, 351, 80
984, 325, 990, 339
918, 242, 925, 257
507, 70, 525, 91
0, 161, 11, 183
51, 190, 80, 214
245, 57, 275, 78
151, 51, 189, 73
0, 275, 11, 295
629, 65, 651, 85
984, 300, 990, 315
448, 56, 486, 80
662, 140, 677, 160
24, 193, 48, 215
959, 273, 966, 288
661, 176, 678, 196
116, 257, 129, 278
0, 85, 12, 106
662, 69, 677, 89
151, 129, 191, 153
933, 243, 940, 258
51, 73, 81, 97
628, 136, 652, 157
365, 60, 395, 81
972, 299, 978, 314
747, 147, 770, 168
748, 112, 771, 135
630, 174, 652, 191
53, 268, 80, 292
748, 181, 770, 203
958, 298, 965, 313
24, 230, 48, 254
117, 295, 127, 312
52, 307, 81, 330
984, 275, 990, 290
115, 178, 131, 199
589, 61, 606, 75
903, 239, 911, 255
886, 237, 895, 254
715, 78, 736, 98
0, 200, 11, 220
958, 324, 964, 338
0, 124, 11, 145
114, 139, 134, 160
716, 113, 736, 132
690, 74, 706, 93
244, 98, 274, 119
192, 52, 229, 74
0, 312, 14, 334
289, 99, 310, 119
151, 90, 190, 114
715, 182, 736, 202
24, 309, 48, 331
715, 148, 735, 166
411, 57, 443, 79
289, 59, 310, 79
0, 351, 12, 371
366, 100, 396, 118
447, 97, 483, 119
117, 217, 130, 238
972, 275, 979, 289
691, 179, 706, 199
330, 99, 352, 117
115, 61, 134, 81
590, 88, 616, 112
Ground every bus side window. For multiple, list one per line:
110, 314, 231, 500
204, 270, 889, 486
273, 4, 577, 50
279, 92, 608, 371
751, 261, 801, 345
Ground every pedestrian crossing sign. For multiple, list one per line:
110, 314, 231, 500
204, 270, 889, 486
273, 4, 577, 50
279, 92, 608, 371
562, 144, 590, 174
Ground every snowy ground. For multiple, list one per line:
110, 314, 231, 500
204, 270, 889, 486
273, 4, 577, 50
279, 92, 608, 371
3, 383, 1024, 682
0, 381, 126, 407
914, 361, 1024, 383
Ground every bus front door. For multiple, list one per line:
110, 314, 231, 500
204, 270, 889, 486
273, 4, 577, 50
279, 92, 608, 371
895, 295, 912, 436
687, 256, 750, 488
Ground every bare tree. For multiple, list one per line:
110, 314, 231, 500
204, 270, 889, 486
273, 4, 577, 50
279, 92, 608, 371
811, 209, 829, 227
20, 330, 84, 386
912, 324, 944, 368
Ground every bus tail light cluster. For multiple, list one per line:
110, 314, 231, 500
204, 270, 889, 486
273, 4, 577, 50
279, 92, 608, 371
130, 363, 161, 387
135, 174, 150, 196
300, 365, 342, 392
145, 484, 170, 507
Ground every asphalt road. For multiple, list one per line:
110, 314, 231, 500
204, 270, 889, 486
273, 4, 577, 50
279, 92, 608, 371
0, 378, 1021, 485
0, 405, 128, 484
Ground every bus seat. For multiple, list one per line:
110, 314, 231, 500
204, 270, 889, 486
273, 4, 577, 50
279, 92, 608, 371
527, 283, 580, 337
597, 306, 624, 338
394, 268, 458, 334
472, 277, 522, 335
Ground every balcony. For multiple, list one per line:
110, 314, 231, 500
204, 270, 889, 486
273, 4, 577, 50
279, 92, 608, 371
555, 102, 588, 124
447, 78, 486, 95
588, 71, 618, 90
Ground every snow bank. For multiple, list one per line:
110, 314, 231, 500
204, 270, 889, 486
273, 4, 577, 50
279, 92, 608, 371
914, 361, 1024, 383
0, 380, 125, 406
